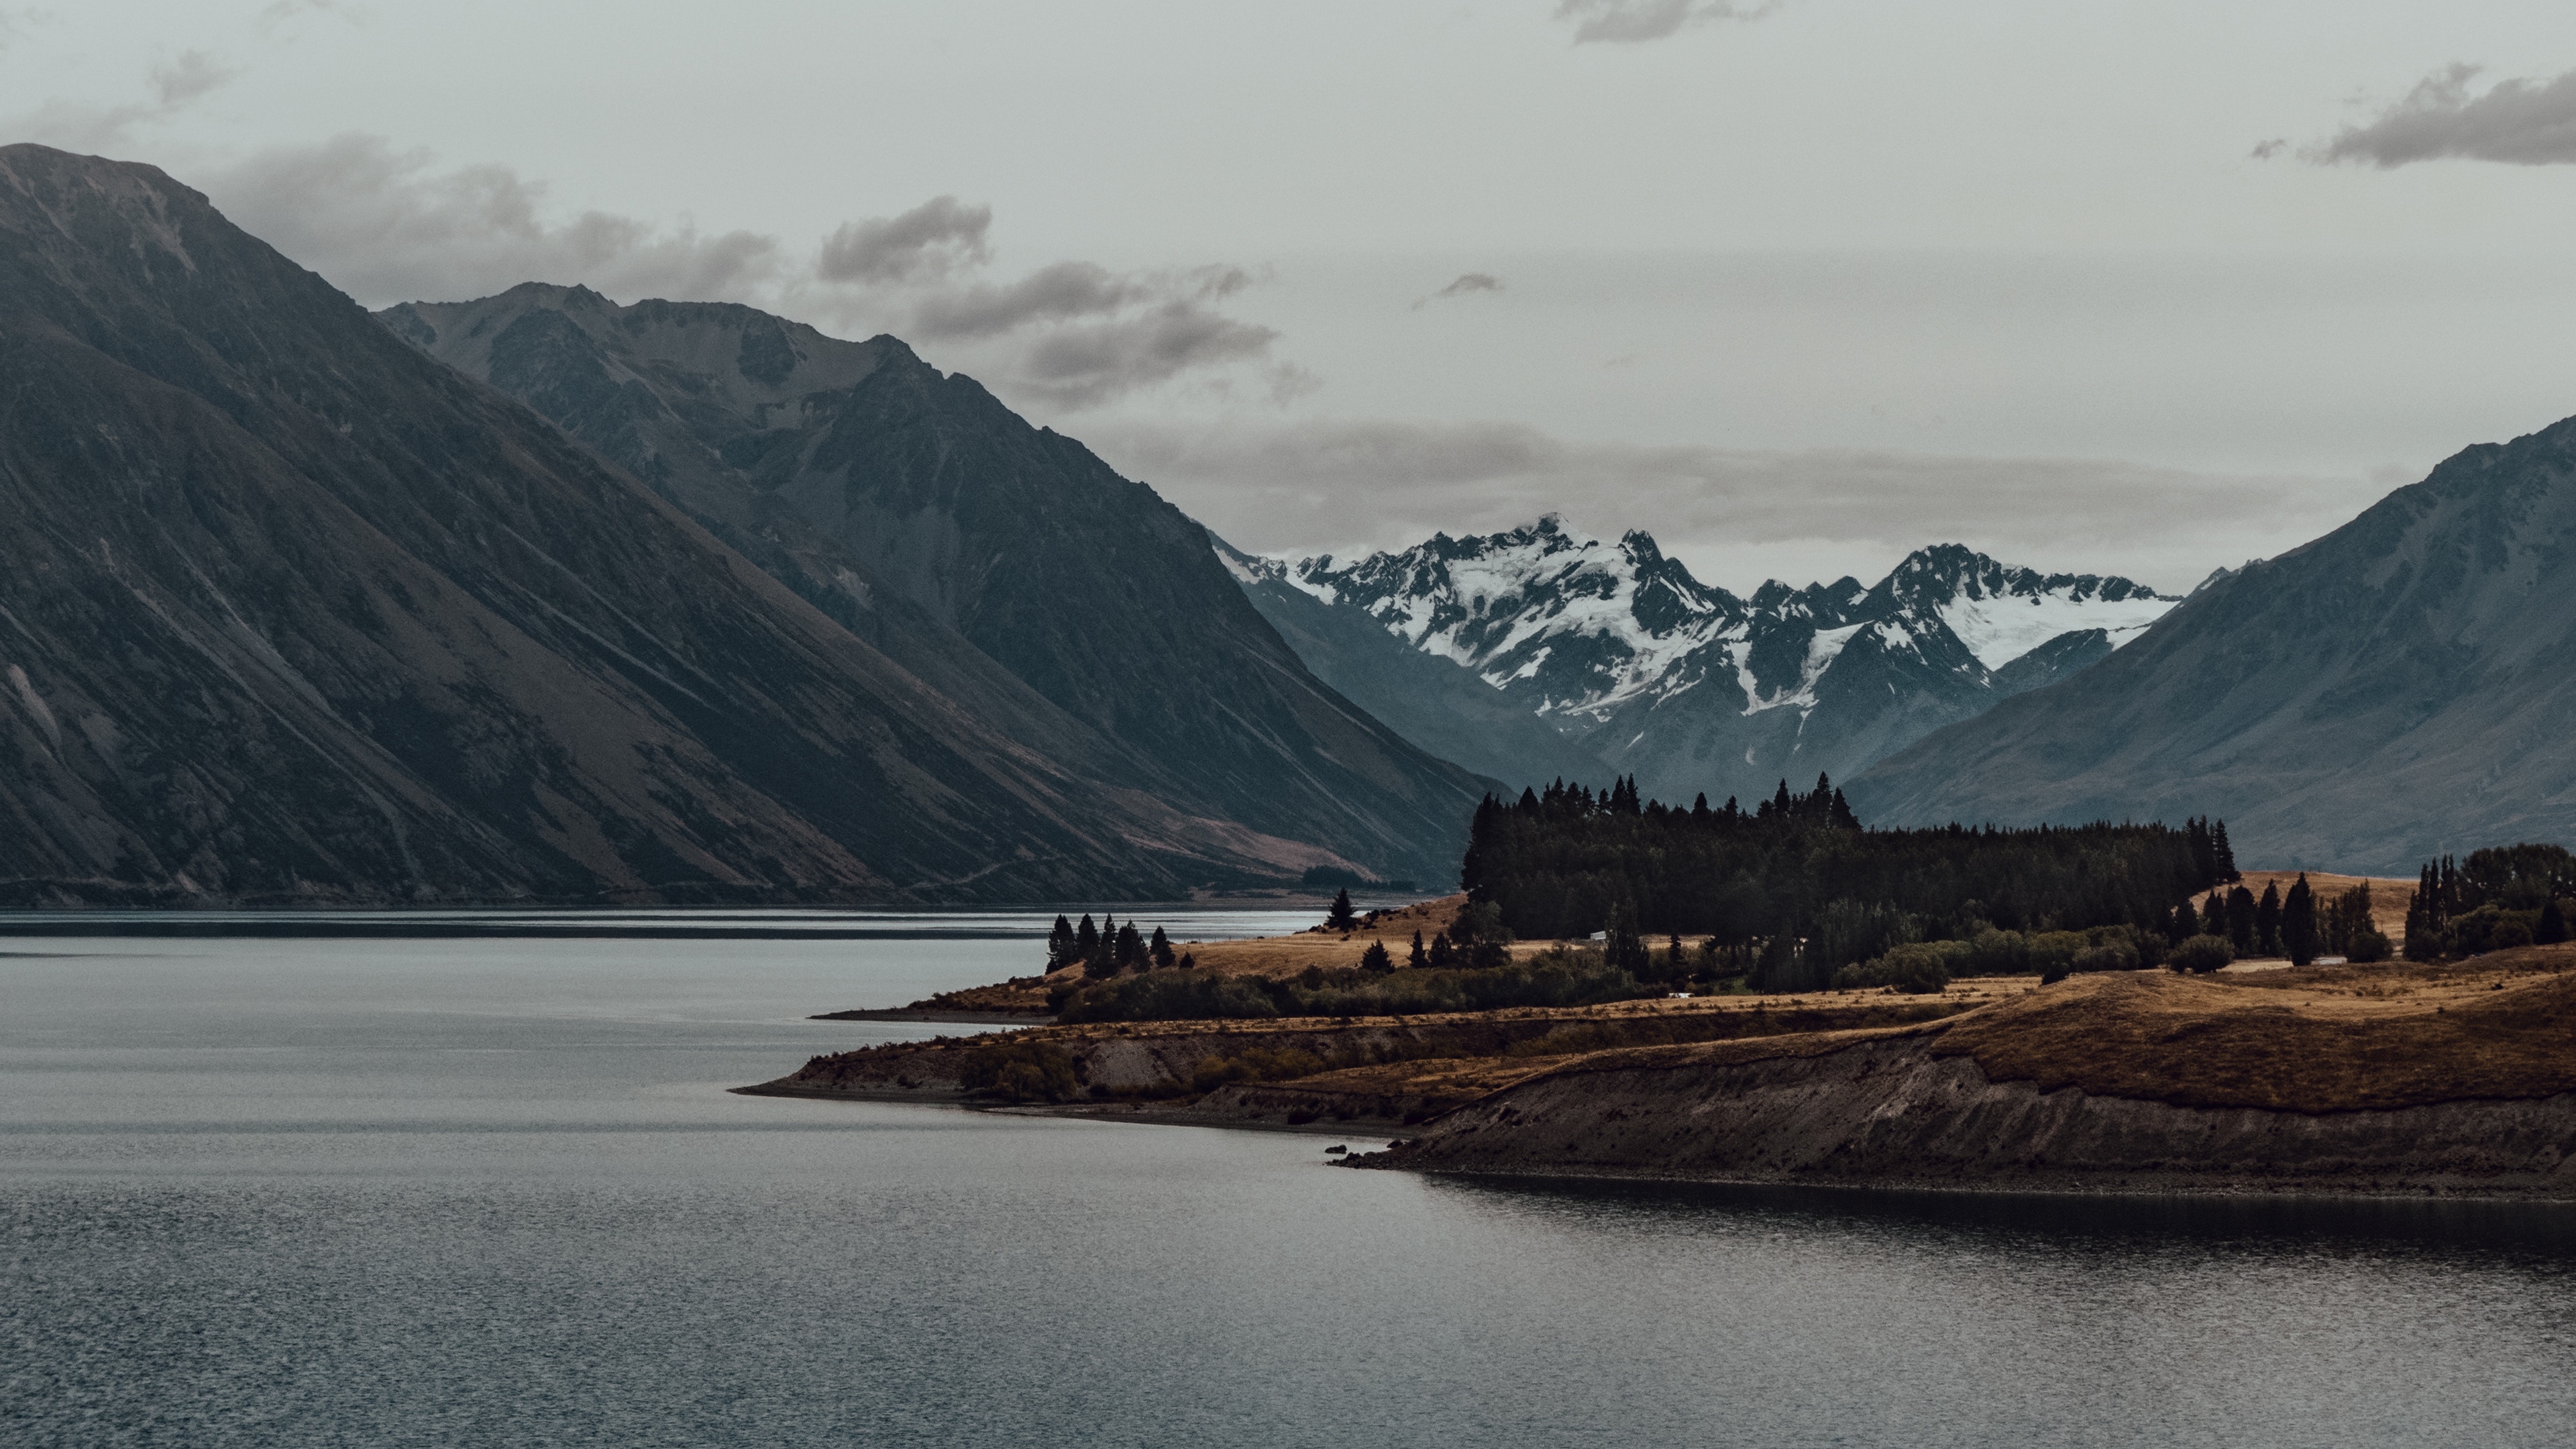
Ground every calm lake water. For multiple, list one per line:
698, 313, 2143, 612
5, 911, 2574, 1448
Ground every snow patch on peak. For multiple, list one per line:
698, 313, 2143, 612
1936, 588, 2176, 672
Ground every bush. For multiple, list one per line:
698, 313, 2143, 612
2347, 927, 2393, 963
2166, 934, 2235, 975
2070, 941, 2139, 975
960, 1040, 1081, 1102
2491, 919, 2535, 950
1451, 901, 1511, 945
1831, 941, 1955, 994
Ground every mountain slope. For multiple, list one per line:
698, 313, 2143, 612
1267, 519, 2174, 806
1849, 416, 2576, 871
1214, 536, 1609, 791
0, 144, 1349, 905
384, 285, 1488, 884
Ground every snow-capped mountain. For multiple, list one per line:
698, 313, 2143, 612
1225, 517, 2178, 804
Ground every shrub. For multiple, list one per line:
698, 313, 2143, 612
2491, 919, 2535, 949
960, 1040, 1081, 1102
2347, 927, 2394, 963
2070, 941, 2139, 974
1451, 902, 1511, 945
1831, 941, 1955, 994
2166, 934, 2235, 974
1963, 928, 2029, 975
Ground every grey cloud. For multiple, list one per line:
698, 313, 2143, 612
1082, 416, 2378, 594
815, 195, 990, 284
2314, 63, 2576, 167
1411, 272, 1502, 309
1013, 301, 1279, 409
204, 133, 782, 306
260, 0, 368, 26
196, 135, 1289, 410
150, 50, 238, 108
909, 260, 1147, 338
1554, 0, 1781, 45
7, 46, 237, 150
2249, 138, 2286, 160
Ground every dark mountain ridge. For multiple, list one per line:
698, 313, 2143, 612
382, 285, 1489, 887
1850, 414, 2576, 871
0, 145, 1386, 905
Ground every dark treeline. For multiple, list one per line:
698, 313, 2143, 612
1044, 912, 1183, 979
2405, 844, 2576, 959
1463, 773, 2238, 990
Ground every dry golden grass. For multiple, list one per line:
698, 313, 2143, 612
1544, 945, 2576, 1113
1929, 945, 2576, 1110
1175, 894, 1576, 979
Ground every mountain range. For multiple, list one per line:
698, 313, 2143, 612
9, 142, 2574, 897
1226, 517, 2177, 806
0, 145, 1478, 905
1850, 415, 2576, 873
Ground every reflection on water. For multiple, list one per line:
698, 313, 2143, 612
4, 923, 2573, 1448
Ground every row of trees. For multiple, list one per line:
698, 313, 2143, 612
1461, 773, 2238, 989
1044, 912, 1186, 977
2179, 876, 2390, 966
2405, 847, 2575, 959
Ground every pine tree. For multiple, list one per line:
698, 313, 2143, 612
1360, 938, 1393, 973
1326, 888, 1358, 932
1148, 925, 1175, 970
2200, 892, 2226, 938
1046, 914, 1077, 973
1603, 901, 1650, 976
2255, 883, 2282, 957
1427, 930, 1456, 969
2211, 820, 2240, 881
1114, 921, 1146, 972
2170, 901, 2199, 943
2186, 817, 2216, 883
2541, 898, 2570, 946
2283, 874, 2318, 966
2226, 885, 2257, 954
1075, 913, 1099, 957
1408, 929, 1428, 968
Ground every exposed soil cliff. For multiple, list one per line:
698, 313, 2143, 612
1357, 952, 2576, 1196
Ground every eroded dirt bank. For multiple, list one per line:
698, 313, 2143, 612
1356, 962, 2576, 1197
736, 997, 1965, 1126
1355, 1034, 2576, 1195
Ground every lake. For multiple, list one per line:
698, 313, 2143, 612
5, 912, 2573, 1447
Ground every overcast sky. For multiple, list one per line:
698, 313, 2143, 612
11, 1, 2576, 592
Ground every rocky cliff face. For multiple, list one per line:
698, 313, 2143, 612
1362, 1034, 2576, 1197
1851, 415, 2576, 871
1249, 518, 2172, 802
0, 145, 1352, 905
383, 285, 1489, 885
